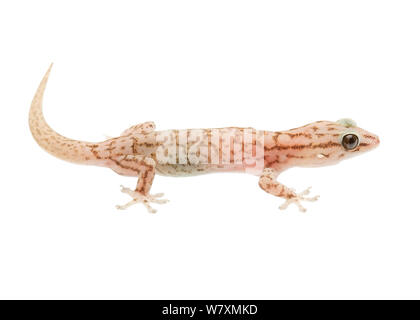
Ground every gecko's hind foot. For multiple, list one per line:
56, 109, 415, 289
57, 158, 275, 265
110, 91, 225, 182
116, 185, 169, 213
279, 187, 319, 213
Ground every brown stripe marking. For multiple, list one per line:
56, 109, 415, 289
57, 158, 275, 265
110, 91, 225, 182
90, 147, 101, 159
130, 137, 136, 154
314, 141, 341, 148
265, 141, 340, 152
137, 169, 152, 194
286, 132, 313, 139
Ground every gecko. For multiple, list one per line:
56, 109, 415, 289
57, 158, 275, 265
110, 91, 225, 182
29, 65, 380, 213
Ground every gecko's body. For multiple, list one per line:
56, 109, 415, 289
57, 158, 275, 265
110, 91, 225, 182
29, 65, 380, 212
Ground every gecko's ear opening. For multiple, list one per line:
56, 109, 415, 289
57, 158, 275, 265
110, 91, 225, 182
337, 118, 357, 128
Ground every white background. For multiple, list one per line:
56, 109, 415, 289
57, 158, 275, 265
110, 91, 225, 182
0, 0, 419, 299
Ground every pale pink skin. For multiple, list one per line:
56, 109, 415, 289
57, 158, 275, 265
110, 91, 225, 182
29, 65, 380, 212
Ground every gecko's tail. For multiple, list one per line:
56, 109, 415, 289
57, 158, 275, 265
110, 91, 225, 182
29, 64, 94, 164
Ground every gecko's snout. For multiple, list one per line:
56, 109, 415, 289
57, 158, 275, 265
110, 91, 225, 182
362, 132, 380, 152
369, 134, 380, 147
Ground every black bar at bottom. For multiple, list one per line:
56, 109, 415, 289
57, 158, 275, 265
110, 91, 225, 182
0, 299, 408, 319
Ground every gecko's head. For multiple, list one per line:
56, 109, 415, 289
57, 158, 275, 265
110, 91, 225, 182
298, 118, 380, 167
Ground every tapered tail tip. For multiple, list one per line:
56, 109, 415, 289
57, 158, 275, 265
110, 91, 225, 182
46, 63, 54, 76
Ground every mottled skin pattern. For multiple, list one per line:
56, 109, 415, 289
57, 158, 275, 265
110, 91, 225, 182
29, 65, 380, 212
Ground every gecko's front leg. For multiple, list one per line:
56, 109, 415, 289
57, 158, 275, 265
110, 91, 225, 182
110, 155, 168, 213
258, 168, 319, 212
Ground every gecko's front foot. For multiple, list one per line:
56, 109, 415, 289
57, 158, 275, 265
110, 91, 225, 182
279, 187, 319, 213
116, 185, 169, 213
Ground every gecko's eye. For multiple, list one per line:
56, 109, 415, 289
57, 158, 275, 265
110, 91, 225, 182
341, 134, 359, 150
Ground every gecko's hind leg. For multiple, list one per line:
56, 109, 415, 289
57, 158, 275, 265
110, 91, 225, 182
110, 155, 168, 213
258, 168, 319, 212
